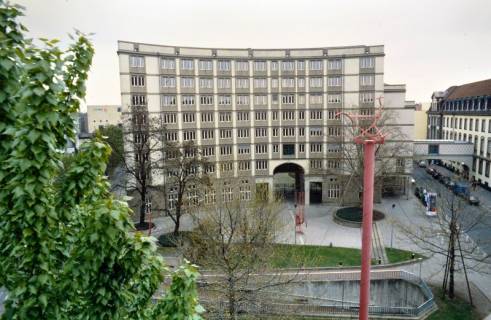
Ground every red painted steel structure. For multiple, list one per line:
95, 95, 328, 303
337, 97, 385, 320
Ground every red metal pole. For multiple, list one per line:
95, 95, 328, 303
359, 141, 376, 320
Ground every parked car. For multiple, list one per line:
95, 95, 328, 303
414, 187, 424, 199
418, 161, 427, 168
468, 195, 480, 206
426, 167, 434, 175
447, 181, 456, 189
438, 175, 448, 183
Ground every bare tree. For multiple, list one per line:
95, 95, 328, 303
121, 108, 165, 229
162, 140, 210, 235
339, 104, 412, 204
399, 181, 491, 302
185, 180, 291, 319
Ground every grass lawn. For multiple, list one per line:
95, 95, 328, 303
386, 247, 423, 263
270, 244, 362, 268
427, 290, 479, 320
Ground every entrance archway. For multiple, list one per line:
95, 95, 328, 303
273, 163, 304, 202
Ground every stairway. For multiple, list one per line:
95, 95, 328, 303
371, 222, 389, 264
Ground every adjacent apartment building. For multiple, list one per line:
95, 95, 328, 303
118, 41, 414, 206
87, 105, 123, 133
427, 79, 491, 187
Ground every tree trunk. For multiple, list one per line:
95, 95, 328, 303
227, 277, 237, 320
139, 186, 146, 226
173, 194, 183, 235
449, 234, 455, 299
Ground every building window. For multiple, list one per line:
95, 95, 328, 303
328, 76, 342, 87
181, 77, 195, 88
183, 131, 196, 141
272, 128, 278, 137
272, 94, 279, 104
219, 112, 232, 122
298, 78, 305, 88
181, 59, 194, 70
162, 113, 176, 124
328, 160, 340, 169
256, 160, 268, 170
272, 111, 278, 120
238, 161, 251, 171
328, 127, 341, 136
282, 111, 295, 121
201, 112, 214, 122
131, 75, 145, 87
309, 60, 322, 71
298, 111, 305, 120
255, 111, 267, 121
218, 78, 231, 89
254, 95, 267, 105
237, 128, 250, 138
310, 127, 323, 136
298, 95, 306, 105
201, 129, 214, 140
328, 94, 341, 103
218, 60, 231, 71
254, 78, 267, 88
281, 61, 295, 71
255, 127, 267, 137
328, 59, 342, 70
181, 95, 195, 105
298, 128, 305, 136
309, 94, 323, 105
160, 58, 175, 69
220, 162, 233, 172
129, 56, 144, 68
309, 77, 323, 88
220, 145, 233, 155
199, 78, 213, 89
220, 129, 232, 139
237, 111, 249, 121
200, 95, 213, 105
327, 184, 341, 198
238, 145, 250, 154
236, 78, 249, 89
160, 76, 176, 88
182, 113, 195, 123
236, 95, 249, 105
165, 131, 178, 142
273, 144, 279, 152
236, 60, 249, 72
299, 144, 305, 152
360, 75, 374, 86
132, 95, 146, 106
255, 144, 268, 154
361, 92, 374, 103
282, 127, 295, 137
271, 78, 279, 88
271, 61, 278, 71
281, 94, 295, 104
297, 60, 305, 70
360, 56, 375, 68
218, 95, 232, 105
311, 160, 323, 169
282, 78, 295, 88
254, 61, 266, 71
199, 60, 213, 71
310, 110, 323, 120
310, 143, 322, 153
283, 144, 295, 156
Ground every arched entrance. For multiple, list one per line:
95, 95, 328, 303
273, 163, 304, 202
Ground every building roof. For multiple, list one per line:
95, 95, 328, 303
445, 79, 491, 100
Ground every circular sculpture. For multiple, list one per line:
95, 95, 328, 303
334, 207, 385, 228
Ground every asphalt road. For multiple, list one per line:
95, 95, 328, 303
412, 164, 491, 255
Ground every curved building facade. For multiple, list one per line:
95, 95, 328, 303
118, 41, 414, 207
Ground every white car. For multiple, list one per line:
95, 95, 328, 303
418, 161, 427, 168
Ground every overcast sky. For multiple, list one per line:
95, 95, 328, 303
14, 0, 491, 109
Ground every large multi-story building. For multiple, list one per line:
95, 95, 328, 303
87, 105, 123, 133
117, 41, 414, 207
427, 79, 491, 187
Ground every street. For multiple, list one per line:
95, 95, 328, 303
412, 164, 491, 255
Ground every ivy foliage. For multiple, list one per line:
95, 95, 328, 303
0, 2, 203, 319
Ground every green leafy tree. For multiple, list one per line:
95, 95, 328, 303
0, 2, 202, 319
97, 124, 123, 174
